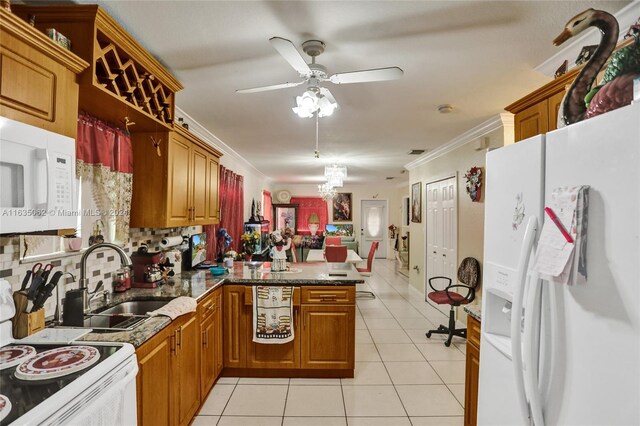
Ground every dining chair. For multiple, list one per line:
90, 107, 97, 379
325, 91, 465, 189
324, 245, 347, 262
325, 236, 342, 246
355, 241, 379, 299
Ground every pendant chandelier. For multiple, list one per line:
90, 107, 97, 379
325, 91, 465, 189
318, 182, 337, 200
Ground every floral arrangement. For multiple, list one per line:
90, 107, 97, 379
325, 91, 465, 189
240, 231, 261, 254
464, 167, 483, 202
224, 250, 238, 259
216, 228, 233, 260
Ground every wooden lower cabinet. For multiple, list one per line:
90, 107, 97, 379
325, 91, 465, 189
200, 287, 223, 402
464, 315, 481, 426
136, 328, 173, 425
174, 314, 200, 426
214, 289, 224, 377
246, 305, 300, 369
223, 285, 247, 368
300, 304, 354, 369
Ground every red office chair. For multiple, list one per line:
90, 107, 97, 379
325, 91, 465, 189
426, 257, 480, 347
324, 245, 347, 262
325, 236, 342, 246
355, 241, 379, 299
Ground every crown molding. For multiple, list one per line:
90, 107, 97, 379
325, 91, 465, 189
175, 106, 270, 181
404, 113, 513, 171
535, 1, 640, 77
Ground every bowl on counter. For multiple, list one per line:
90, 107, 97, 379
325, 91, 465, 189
209, 266, 227, 276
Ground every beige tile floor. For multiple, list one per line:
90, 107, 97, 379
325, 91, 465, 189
193, 260, 466, 426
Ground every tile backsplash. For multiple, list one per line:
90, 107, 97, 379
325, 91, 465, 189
1, 226, 201, 319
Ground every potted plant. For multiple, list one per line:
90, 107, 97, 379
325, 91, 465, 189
63, 232, 83, 252
240, 231, 261, 261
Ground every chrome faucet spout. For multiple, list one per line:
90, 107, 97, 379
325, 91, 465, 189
79, 243, 132, 313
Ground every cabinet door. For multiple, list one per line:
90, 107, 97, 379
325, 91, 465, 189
191, 144, 208, 224
176, 315, 200, 426
246, 306, 300, 369
464, 341, 480, 426
547, 90, 566, 132
514, 101, 548, 142
200, 316, 216, 401
137, 335, 172, 426
300, 305, 355, 369
166, 134, 192, 227
223, 285, 246, 368
207, 154, 220, 223
214, 289, 224, 377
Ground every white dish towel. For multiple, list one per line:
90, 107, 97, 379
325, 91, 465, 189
147, 297, 197, 320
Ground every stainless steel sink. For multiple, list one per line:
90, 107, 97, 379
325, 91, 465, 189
75, 300, 170, 332
94, 300, 169, 316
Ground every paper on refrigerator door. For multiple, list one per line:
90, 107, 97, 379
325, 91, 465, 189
532, 186, 589, 285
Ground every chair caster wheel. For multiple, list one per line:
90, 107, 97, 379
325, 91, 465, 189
426, 332, 432, 338
444, 341, 451, 347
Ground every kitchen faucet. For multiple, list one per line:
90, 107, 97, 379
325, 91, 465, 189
79, 243, 132, 313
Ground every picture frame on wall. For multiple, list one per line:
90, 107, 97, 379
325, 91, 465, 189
332, 193, 352, 222
411, 182, 422, 223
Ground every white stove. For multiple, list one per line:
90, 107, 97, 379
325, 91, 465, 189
0, 280, 138, 425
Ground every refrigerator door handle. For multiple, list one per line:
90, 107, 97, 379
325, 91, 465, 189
524, 272, 545, 426
511, 216, 538, 424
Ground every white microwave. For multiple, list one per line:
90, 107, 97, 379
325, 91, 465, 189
0, 117, 77, 233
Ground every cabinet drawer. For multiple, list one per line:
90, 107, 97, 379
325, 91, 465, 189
467, 315, 481, 348
198, 291, 218, 322
244, 286, 300, 306
301, 287, 355, 304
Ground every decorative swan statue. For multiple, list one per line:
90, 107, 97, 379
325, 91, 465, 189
554, 9, 640, 126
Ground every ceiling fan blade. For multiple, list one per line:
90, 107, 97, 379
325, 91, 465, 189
319, 87, 338, 105
236, 81, 304, 94
269, 37, 311, 76
329, 66, 404, 84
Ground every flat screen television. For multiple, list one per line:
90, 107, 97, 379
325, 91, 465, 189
189, 232, 208, 269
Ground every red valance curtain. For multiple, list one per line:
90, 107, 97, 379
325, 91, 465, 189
76, 113, 133, 244
263, 190, 273, 232
290, 196, 328, 234
204, 165, 244, 261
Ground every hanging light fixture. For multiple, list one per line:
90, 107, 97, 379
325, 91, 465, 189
293, 87, 338, 118
318, 182, 337, 200
324, 164, 348, 179
327, 175, 343, 187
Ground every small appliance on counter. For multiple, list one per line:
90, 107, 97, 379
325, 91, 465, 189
131, 245, 165, 288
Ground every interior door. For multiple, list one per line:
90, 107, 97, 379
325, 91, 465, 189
360, 200, 387, 258
425, 177, 457, 310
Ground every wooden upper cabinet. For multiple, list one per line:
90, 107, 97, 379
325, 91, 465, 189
130, 126, 222, 228
505, 68, 578, 143
13, 4, 183, 131
0, 9, 88, 138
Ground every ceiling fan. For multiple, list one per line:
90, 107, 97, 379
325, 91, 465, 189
236, 37, 403, 117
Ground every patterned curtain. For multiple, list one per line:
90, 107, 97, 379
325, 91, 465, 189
204, 165, 244, 261
76, 113, 133, 244
263, 190, 273, 232
290, 196, 328, 235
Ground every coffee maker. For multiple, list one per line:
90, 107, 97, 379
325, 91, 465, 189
131, 245, 165, 288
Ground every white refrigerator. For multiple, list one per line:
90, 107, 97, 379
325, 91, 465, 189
477, 102, 640, 425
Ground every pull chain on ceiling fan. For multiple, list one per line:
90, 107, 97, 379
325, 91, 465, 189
236, 37, 403, 116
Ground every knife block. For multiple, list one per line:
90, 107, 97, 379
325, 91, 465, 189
12, 291, 45, 338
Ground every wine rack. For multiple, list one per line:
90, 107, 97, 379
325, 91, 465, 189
12, 4, 183, 131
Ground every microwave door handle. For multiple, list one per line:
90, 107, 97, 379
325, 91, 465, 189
34, 148, 49, 210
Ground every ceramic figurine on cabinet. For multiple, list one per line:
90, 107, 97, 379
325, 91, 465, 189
554, 9, 640, 126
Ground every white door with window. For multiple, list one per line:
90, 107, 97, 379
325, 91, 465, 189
425, 177, 457, 311
360, 200, 387, 259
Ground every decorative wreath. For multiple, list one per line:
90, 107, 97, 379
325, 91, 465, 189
464, 167, 483, 202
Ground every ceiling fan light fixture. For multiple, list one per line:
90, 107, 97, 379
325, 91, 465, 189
317, 96, 337, 117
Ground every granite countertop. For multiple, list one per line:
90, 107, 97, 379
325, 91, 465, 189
464, 304, 481, 321
78, 261, 363, 348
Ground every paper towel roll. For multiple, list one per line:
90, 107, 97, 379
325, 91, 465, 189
160, 236, 184, 248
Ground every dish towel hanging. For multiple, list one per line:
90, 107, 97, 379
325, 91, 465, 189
252, 286, 294, 344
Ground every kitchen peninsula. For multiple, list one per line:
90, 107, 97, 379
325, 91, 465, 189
81, 261, 363, 426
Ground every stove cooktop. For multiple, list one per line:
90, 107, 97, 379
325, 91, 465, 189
0, 343, 122, 426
